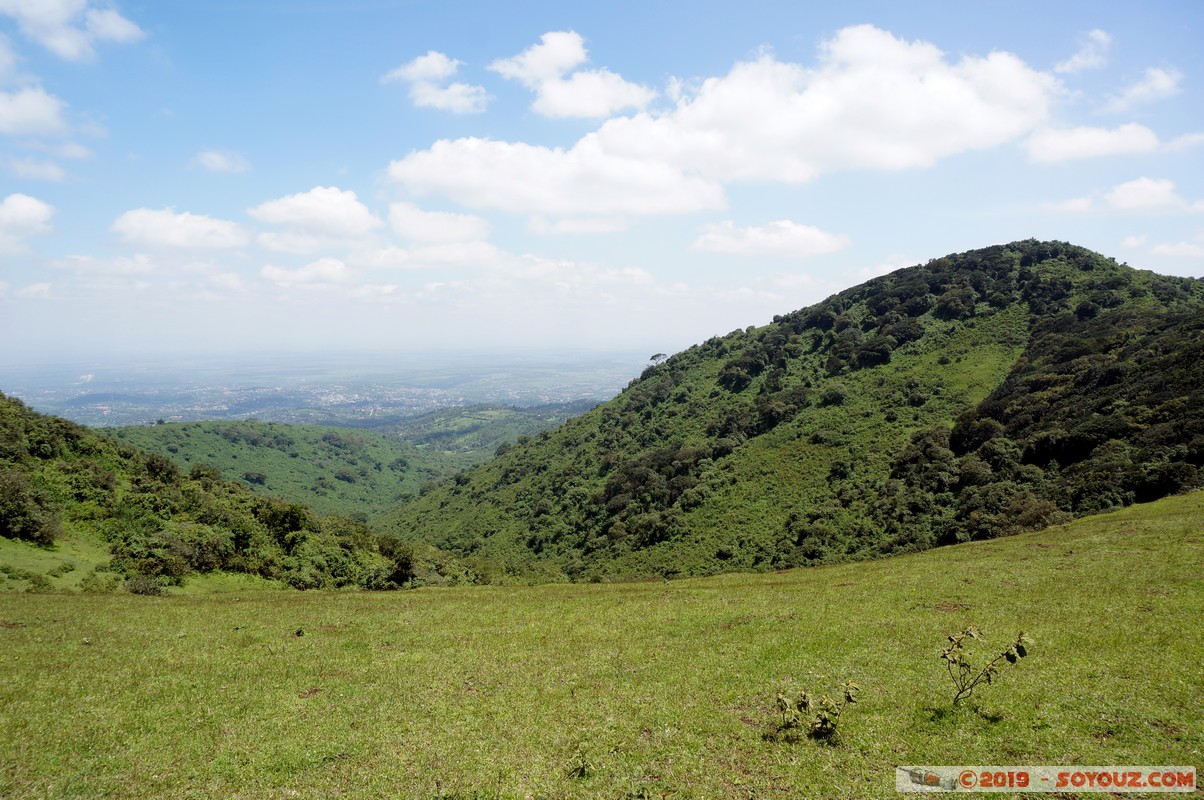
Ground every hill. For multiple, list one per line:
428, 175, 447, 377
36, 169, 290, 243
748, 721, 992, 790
387, 240, 1204, 582
107, 402, 594, 523
0, 392, 408, 591
108, 420, 455, 523
2, 490, 1200, 797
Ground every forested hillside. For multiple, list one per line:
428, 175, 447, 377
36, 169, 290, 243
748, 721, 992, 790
387, 240, 1204, 582
110, 403, 595, 522
0, 393, 409, 591
110, 421, 452, 522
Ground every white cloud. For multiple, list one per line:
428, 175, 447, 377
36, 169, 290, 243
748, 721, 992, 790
392, 24, 1058, 221
1166, 133, 1204, 153
388, 202, 490, 243
1042, 179, 1204, 215
1151, 241, 1204, 258
208, 273, 245, 293
0, 32, 16, 78
0, 0, 144, 61
194, 149, 250, 173
388, 136, 725, 217
1104, 67, 1182, 113
1054, 29, 1111, 74
4, 155, 65, 180
530, 69, 657, 119
55, 252, 155, 274
0, 86, 69, 136
689, 220, 849, 257
1103, 177, 1200, 211
1026, 123, 1161, 162
408, 241, 503, 266
381, 50, 489, 114
599, 26, 1057, 181
1121, 234, 1146, 248
262, 257, 350, 286
489, 31, 587, 85
0, 191, 52, 251
111, 208, 250, 249
249, 186, 383, 237
527, 216, 628, 235
15, 281, 51, 298
489, 30, 655, 118
256, 231, 329, 255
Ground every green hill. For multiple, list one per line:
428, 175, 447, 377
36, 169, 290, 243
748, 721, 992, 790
387, 240, 1204, 582
0, 392, 405, 591
108, 420, 453, 522
106, 403, 595, 523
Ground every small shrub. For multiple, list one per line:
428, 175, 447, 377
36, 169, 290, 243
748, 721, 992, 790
126, 574, 164, 596
565, 744, 597, 779
80, 569, 121, 593
942, 626, 1031, 706
25, 572, 52, 592
774, 680, 859, 741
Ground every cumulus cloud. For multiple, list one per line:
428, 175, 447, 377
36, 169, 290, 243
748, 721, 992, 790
689, 220, 850, 257
111, 207, 250, 248
488, 30, 655, 118
1026, 123, 1162, 162
603, 26, 1057, 180
489, 31, 587, 85
381, 50, 489, 113
388, 136, 725, 217
0, 191, 53, 251
249, 186, 382, 237
0, 0, 144, 61
194, 149, 250, 173
1104, 177, 1202, 211
1103, 67, 1183, 113
1043, 178, 1204, 215
388, 202, 490, 242
1151, 241, 1204, 258
1054, 29, 1111, 74
391, 25, 1057, 222
262, 257, 350, 286
0, 86, 69, 136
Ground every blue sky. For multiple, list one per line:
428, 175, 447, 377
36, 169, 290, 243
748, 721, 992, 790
1, 0, 1202, 363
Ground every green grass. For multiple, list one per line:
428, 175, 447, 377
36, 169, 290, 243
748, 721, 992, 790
2, 492, 1201, 799
0, 532, 112, 591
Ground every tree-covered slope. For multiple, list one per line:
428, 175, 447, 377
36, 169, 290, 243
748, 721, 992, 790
0, 393, 404, 590
386, 240, 1204, 582
109, 421, 453, 522
108, 403, 596, 523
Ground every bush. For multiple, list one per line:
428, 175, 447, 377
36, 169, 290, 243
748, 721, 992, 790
126, 574, 164, 596
942, 627, 1031, 706
0, 469, 62, 546
773, 681, 859, 741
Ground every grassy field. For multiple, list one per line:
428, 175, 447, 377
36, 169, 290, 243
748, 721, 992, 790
2, 492, 1201, 799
